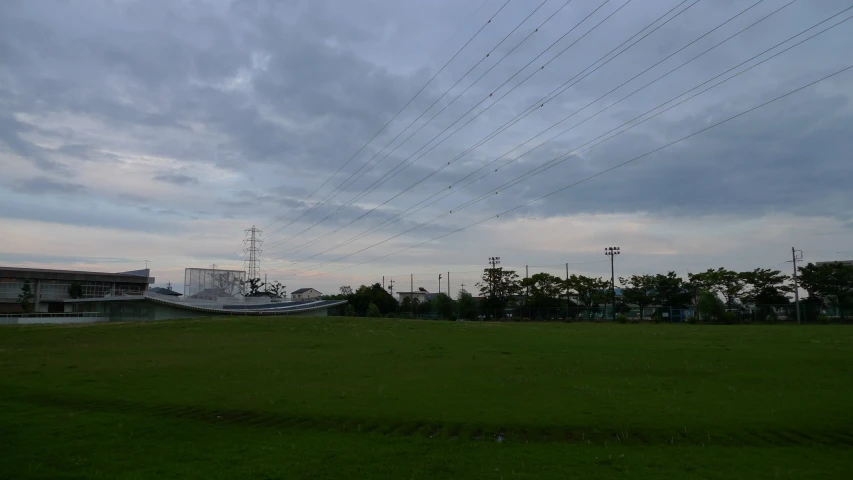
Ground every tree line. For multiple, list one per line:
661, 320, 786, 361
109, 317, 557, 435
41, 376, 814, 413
324, 261, 853, 322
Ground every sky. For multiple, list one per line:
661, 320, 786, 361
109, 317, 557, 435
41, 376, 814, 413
1, 0, 852, 296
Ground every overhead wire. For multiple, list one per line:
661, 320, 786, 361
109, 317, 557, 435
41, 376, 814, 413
259, 0, 512, 232
263, 0, 632, 248
265, 0, 708, 259
279, 1, 836, 270
265, 0, 691, 254
293, 63, 853, 279
276, 9, 853, 278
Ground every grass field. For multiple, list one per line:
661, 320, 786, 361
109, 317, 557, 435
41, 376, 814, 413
1, 317, 852, 479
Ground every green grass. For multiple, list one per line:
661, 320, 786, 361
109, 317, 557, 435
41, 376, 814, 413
1, 317, 852, 479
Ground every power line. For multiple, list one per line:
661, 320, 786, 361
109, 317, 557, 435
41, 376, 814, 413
263, 0, 633, 249
260, 0, 513, 232
290, 63, 853, 279
269, 0, 768, 262
265, 0, 693, 255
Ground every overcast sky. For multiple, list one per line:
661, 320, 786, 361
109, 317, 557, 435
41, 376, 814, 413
1, 0, 851, 295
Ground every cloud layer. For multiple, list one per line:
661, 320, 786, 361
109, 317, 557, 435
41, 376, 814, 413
1, 0, 851, 292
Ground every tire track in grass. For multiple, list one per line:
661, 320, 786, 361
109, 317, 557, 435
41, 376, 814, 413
7, 392, 852, 447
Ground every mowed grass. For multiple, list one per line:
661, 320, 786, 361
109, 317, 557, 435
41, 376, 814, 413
1, 317, 851, 479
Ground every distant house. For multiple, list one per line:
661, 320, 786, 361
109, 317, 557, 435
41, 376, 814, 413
397, 288, 434, 303
291, 288, 322, 301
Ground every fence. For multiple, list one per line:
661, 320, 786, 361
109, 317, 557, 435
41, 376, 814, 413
332, 303, 849, 324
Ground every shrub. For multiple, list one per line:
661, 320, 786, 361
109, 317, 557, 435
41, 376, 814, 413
615, 314, 628, 324
817, 314, 831, 324
345, 304, 356, 317
366, 303, 381, 317
651, 314, 662, 324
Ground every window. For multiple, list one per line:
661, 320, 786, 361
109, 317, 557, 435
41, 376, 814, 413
0, 280, 24, 300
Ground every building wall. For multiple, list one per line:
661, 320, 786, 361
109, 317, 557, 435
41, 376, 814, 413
292, 289, 321, 300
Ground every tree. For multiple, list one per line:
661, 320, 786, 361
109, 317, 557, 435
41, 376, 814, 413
340, 285, 353, 296
456, 290, 477, 320
244, 278, 265, 297
345, 304, 356, 316
215, 271, 244, 296
798, 262, 853, 320
68, 281, 84, 299
348, 283, 398, 315
476, 268, 521, 318
740, 268, 790, 320
267, 281, 285, 299
521, 272, 564, 318
696, 291, 726, 323
565, 274, 609, 317
620, 274, 655, 320
652, 272, 692, 308
688, 268, 744, 308
18, 280, 34, 313
401, 296, 412, 313
433, 293, 455, 319
366, 302, 381, 317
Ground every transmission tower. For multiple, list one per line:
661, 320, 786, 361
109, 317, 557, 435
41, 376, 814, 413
243, 226, 263, 280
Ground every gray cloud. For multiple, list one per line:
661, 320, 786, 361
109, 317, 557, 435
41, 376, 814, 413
0, 0, 851, 285
154, 173, 199, 186
12, 176, 85, 195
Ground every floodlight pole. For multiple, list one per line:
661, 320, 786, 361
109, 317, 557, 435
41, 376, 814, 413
438, 274, 443, 295
605, 247, 620, 321
792, 247, 803, 324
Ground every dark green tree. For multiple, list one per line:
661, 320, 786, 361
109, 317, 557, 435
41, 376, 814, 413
741, 268, 790, 321
18, 280, 34, 313
521, 272, 564, 319
565, 274, 609, 317
652, 272, 692, 308
476, 268, 521, 318
456, 290, 477, 320
619, 274, 655, 320
696, 291, 726, 323
366, 302, 381, 317
432, 293, 455, 319
798, 262, 853, 320
67, 281, 84, 299
345, 304, 356, 316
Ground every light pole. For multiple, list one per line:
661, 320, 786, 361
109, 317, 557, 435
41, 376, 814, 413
792, 247, 803, 324
605, 247, 620, 321
489, 257, 500, 319
438, 274, 443, 295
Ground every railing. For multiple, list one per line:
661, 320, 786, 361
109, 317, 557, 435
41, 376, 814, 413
0, 312, 105, 318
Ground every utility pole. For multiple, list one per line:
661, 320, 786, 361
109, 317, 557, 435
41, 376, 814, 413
565, 263, 571, 320
438, 274, 443, 295
410, 274, 413, 298
489, 257, 500, 319
383, 276, 385, 290
605, 247, 620, 321
144, 260, 150, 269
460, 281, 466, 293
388, 278, 395, 295
447, 272, 450, 297
526, 265, 529, 319
792, 247, 803, 324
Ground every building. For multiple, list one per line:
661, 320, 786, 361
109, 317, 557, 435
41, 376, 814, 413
0, 266, 154, 314
291, 288, 322, 301
397, 289, 435, 303
816, 260, 853, 266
